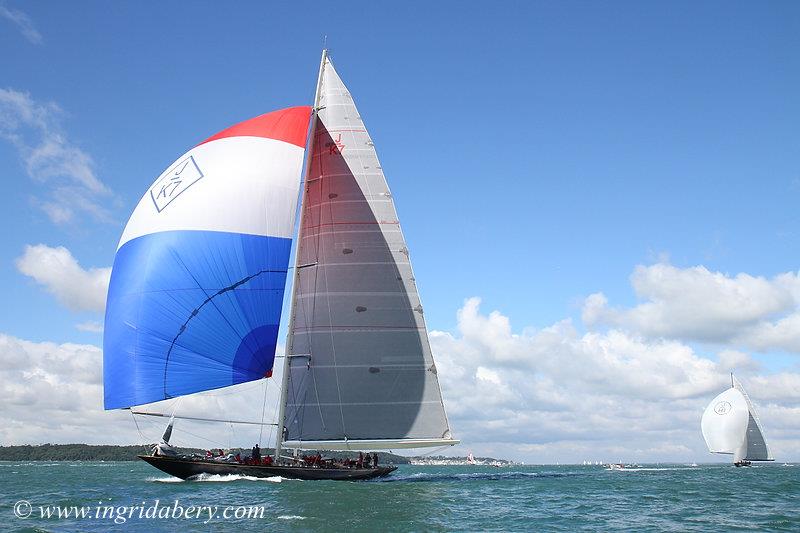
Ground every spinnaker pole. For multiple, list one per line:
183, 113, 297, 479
274, 49, 327, 463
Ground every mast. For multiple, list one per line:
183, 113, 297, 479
274, 49, 327, 463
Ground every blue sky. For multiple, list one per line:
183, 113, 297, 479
1, 1, 799, 460
2, 1, 798, 341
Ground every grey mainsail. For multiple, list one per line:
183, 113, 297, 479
281, 53, 456, 450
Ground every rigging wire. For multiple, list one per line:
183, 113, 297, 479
135, 411, 229, 449
131, 411, 276, 426
258, 377, 269, 446
129, 411, 151, 454
417, 445, 452, 457
171, 425, 228, 449
190, 379, 265, 397
259, 374, 281, 449
170, 396, 182, 418
308, 132, 329, 431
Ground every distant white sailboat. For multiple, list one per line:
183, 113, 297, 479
701, 374, 773, 467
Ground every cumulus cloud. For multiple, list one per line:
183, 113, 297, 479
0, 88, 113, 224
76, 321, 103, 333
583, 263, 800, 353
0, 332, 282, 448
4, 259, 800, 461
16, 244, 111, 313
0, 4, 42, 44
2, 294, 799, 462
742, 313, 800, 353
0, 333, 127, 445
716, 349, 760, 373
432, 298, 800, 463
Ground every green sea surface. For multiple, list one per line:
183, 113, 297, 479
1, 461, 798, 531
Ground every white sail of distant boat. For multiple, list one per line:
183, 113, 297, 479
467, 452, 476, 465
701, 374, 773, 466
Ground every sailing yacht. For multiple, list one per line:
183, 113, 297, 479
103, 50, 458, 481
701, 374, 773, 467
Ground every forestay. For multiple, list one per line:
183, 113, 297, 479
283, 56, 456, 449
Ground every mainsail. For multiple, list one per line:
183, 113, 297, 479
700, 374, 772, 462
280, 53, 457, 450
104, 107, 311, 409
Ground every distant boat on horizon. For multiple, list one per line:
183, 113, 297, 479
701, 374, 773, 468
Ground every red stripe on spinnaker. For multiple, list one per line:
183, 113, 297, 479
199, 106, 312, 148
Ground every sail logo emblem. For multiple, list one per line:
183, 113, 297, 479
714, 401, 732, 415
150, 155, 204, 212
326, 133, 345, 155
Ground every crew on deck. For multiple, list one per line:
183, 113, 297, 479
199, 447, 381, 469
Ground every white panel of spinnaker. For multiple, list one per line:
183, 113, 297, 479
120, 137, 304, 248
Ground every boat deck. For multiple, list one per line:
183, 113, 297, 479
139, 455, 397, 481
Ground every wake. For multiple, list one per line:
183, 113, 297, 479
374, 471, 579, 483
148, 473, 290, 483
604, 467, 696, 472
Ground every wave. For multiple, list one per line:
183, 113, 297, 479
375, 471, 578, 483
148, 476, 184, 483
604, 467, 694, 472
3, 462, 64, 467
149, 473, 287, 483
278, 515, 307, 520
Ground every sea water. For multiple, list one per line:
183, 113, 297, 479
1, 462, 798, 531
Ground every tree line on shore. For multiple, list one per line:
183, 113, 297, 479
0, 444, 411, 463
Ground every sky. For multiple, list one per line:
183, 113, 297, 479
1, 0, 799, 463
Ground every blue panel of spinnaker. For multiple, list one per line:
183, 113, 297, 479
103, 230, 291, 409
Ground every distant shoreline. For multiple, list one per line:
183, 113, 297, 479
0, 444, 195, 462
0, 444, 518, 465
0, 446, 773, 466
0, 444, 414, 464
